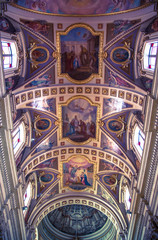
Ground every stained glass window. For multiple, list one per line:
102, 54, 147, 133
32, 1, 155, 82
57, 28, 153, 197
1, 41, 18, 70
144, 41, 158, 71
12, 122, 25, 155
23, 183, 32, 216
125, 187, 131, 210
133, 125, 145, 157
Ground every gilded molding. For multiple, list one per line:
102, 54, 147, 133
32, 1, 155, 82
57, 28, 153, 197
10, 3, 151, 17
58, 95, 100, 145
56, 23, 103, 84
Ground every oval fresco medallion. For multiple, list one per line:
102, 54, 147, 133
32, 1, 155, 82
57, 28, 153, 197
103, 175, 117, 186
35, 118, 51, 131
107, 119, 124, 132
40, 173, 54, 183
110, 47, 130, 64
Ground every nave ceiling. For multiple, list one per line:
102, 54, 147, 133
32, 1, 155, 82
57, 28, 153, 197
0, 1, 157, 239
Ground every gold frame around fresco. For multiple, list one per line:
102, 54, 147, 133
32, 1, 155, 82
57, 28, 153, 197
110, 46, 131, 65
60, 154, 97, 192
58, 95, 100, 145
102, 174, 117, 188
39, 172, 54, 185
11, 3, 151, 17
56, 23, 104, 84
106, 118, 124, 134
30, 46, 49, 66
34, 116, 52, 132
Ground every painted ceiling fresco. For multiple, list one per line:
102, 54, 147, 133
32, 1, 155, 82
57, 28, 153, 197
11, 0, 149, 15
1, 5, 157, 239
46, 205, 108, 235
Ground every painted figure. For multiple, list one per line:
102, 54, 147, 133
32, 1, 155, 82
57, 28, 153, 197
108, 120, 123, 132
31, 48, 47, 62
80, 45, 88, 66
73, 55, 80, 69
112, 48, 129, 63
81, 170, 91, 186
36, 119, 50, 130
14, 0, 143, 15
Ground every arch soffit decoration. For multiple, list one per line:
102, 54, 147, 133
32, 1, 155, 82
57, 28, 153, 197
27, 194, 127, 233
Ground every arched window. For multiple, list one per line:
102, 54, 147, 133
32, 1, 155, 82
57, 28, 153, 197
1, 40, 18, 70
133, 124, 145, 159
143, 41, 158, 71
12, 121, 26, 157
23, 182, 32, 216
124, 187, 131, 211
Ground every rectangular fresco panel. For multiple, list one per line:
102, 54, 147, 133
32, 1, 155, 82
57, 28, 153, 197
63, 156, 94, 191
60, 26, 99, 82
62, 97, 97, 143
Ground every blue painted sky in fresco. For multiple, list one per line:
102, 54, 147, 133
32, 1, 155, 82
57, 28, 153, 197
61, 27, 92, 42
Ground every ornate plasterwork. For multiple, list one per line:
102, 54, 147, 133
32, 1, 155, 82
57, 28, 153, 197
27, 194, 127, 233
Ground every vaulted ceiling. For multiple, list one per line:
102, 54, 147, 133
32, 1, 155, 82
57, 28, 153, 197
1, 1, 157, 240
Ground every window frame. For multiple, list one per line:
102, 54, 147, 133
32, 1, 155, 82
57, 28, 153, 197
142, 40, 158, 72
141, 32, 158, 79
1, 34, 19, 78
12, 121, 26, 159
132, 123, 145, 160
23, 182, 32, 216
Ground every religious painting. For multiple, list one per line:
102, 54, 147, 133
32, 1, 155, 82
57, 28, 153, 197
99, 159, 122, 172
40, 173, 54, 183
34, 132, 57, 154
145, 17, 158, 34
103, 175, 117, 186
20, 19, 54, 41
5, 75, 20, 92
103, 98, 132, 116
97, 184, 117, 207
57, 24, 103, 84
106, 20, 140, 42
26, 97, 56, 114
62, 155, 95, 191
110, 47, 130, 64
25, 67, 55, 88
39, 183, 59, 204
12, 1, 148, 15
140, 76, 153, 92
34, 118, 51, 131
104, 68, 134, 88
60, 96, 99, 144
30, 46, 49, 64
101, 133, 125, 158
34, 158, 58, 170
0, 17, 15, 33
107, 119, 124, 133
35, 118, 50, 131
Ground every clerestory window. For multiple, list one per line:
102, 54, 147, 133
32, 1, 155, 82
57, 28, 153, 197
1, 41, 18, 70
12, 121, 26, 157
143, 41, 158, 71
133, 125, 145, 158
